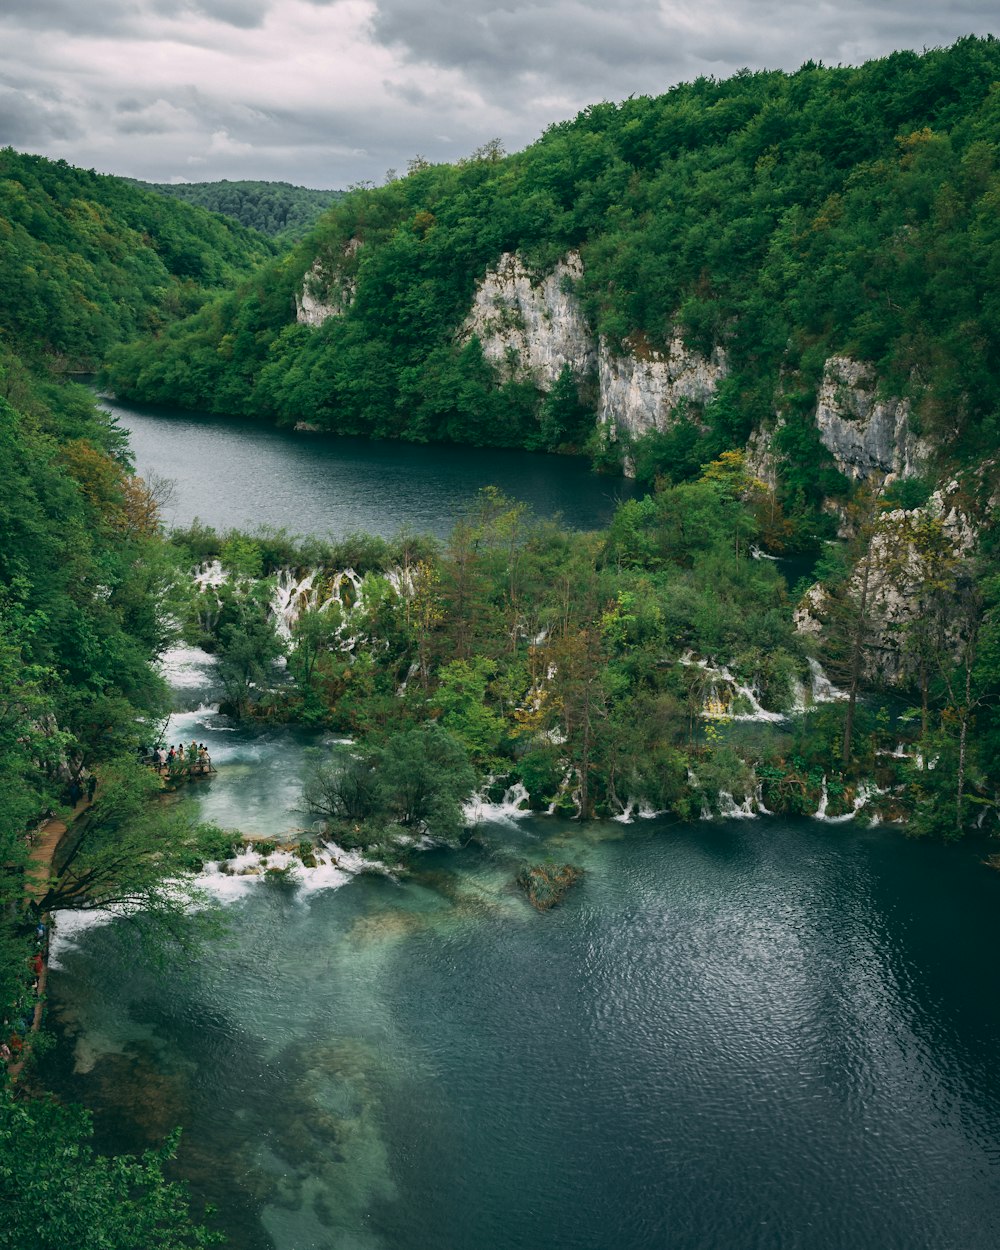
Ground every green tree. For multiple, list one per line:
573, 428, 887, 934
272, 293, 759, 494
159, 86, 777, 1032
33, 759, 222, 943
0, 1090, 220, 1249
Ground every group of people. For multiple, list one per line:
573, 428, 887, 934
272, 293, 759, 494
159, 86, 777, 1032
144, 740, 213, 775
1, 923, 46, 1069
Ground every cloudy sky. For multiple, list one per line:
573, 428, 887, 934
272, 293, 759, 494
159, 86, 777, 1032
0, 1, 996, 189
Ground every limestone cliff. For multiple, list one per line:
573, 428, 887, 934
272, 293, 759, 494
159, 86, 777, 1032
462, 250, 728, 459
814, 356, 928, 483
598, 335, 728, 443
295, 239, 361, 327
461, 251, 595, 386
795, 483, 976, 685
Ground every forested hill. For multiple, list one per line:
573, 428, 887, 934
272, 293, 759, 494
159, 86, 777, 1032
136, 178, 343, 241
0, 148, 274, 369
105, 36, 1000, 520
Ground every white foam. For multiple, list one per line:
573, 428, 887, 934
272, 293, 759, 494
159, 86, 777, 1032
192, 559, 227, 591
464, 781, 532, 826
158, 645, 218, 689
813, 778, 880, 823
193, 840, 385, 900
718, 790, 759, 819
679, 652, 786, 722
49, 907, 126, 967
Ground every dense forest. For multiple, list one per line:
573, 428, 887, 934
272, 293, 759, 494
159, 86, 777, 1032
104, 37, 1000, 528
0, 158, 278, 1243
0, 149, 274, 369
135, 179, 343, 242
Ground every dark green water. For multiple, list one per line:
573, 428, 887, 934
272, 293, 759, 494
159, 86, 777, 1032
99, 395, 634, 538
42, 695, 1000, 1250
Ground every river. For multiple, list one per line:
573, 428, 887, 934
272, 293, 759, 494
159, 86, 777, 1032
39, 398, 1000, 1250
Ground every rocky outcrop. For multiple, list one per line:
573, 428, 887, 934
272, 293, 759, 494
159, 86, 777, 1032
796, 483, 976, 684
461, 251, 595, 386
598, 334, 727, 442
815, 356, 929, 482
744, 420, 784, 493
461, 251, 727, 451
458, 255, 934, 492
295, 239, 362, 327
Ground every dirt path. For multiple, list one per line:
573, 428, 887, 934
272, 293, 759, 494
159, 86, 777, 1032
7, 795, 91, 1082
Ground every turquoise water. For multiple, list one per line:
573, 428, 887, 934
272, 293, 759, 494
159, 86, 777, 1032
42, 700, 1000, 1249
99, 395, 634, 539
40, 405, 1000, 1248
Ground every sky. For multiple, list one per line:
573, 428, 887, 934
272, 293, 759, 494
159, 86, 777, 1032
0, 1, 996, 189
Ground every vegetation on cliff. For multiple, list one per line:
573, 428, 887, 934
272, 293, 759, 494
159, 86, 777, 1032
105, 38, 1000, 528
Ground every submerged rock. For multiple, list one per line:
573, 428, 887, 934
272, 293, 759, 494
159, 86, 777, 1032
516, 861, 583, 910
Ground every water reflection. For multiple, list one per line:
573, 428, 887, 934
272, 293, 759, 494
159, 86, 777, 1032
99, 394, 635, 540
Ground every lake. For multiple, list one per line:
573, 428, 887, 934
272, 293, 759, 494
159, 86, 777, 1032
40, 400, 1000, 1250
99, 394, 634, 539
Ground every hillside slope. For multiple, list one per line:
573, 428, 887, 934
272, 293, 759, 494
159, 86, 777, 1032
0, 148, 274, 369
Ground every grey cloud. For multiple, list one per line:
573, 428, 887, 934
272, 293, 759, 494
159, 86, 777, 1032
0, 0, 273, 37
0, 85, 84, 146
150, 0, 272, 31
0, 0, 137, 37
2, 0, 999, 189
369, 0, 1000, 105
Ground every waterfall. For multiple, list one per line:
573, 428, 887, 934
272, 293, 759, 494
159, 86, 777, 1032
464, 781, 532, 825
192, 559, 227, 591
194, 839, 387, 899
267, 566, 372, 645
808, 658, 847, 704
679, 652, 786, 722
717, 791, 758, 819
813, 778, 879, 823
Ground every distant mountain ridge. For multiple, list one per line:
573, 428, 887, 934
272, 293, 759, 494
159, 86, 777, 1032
134, 178, 344, 240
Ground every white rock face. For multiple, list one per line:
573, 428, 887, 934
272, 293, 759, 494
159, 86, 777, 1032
461, 250, 596, 387
744, 420, 784, 493
462, 250, 728, 470
295, 240, 361, 327
598, 335, 727, 442
815, 356, 928, 482
796, 483, 976, 684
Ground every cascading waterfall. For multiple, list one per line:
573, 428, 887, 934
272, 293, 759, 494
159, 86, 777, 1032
192, 559, 227, 591
679, 651, 786, 723
717, 791, 758, 819
195, 839, 387, 899
464, 780, 532, 825
813, 777, 880, 823
269, 567, 365, 640
808, 657, 847, 704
